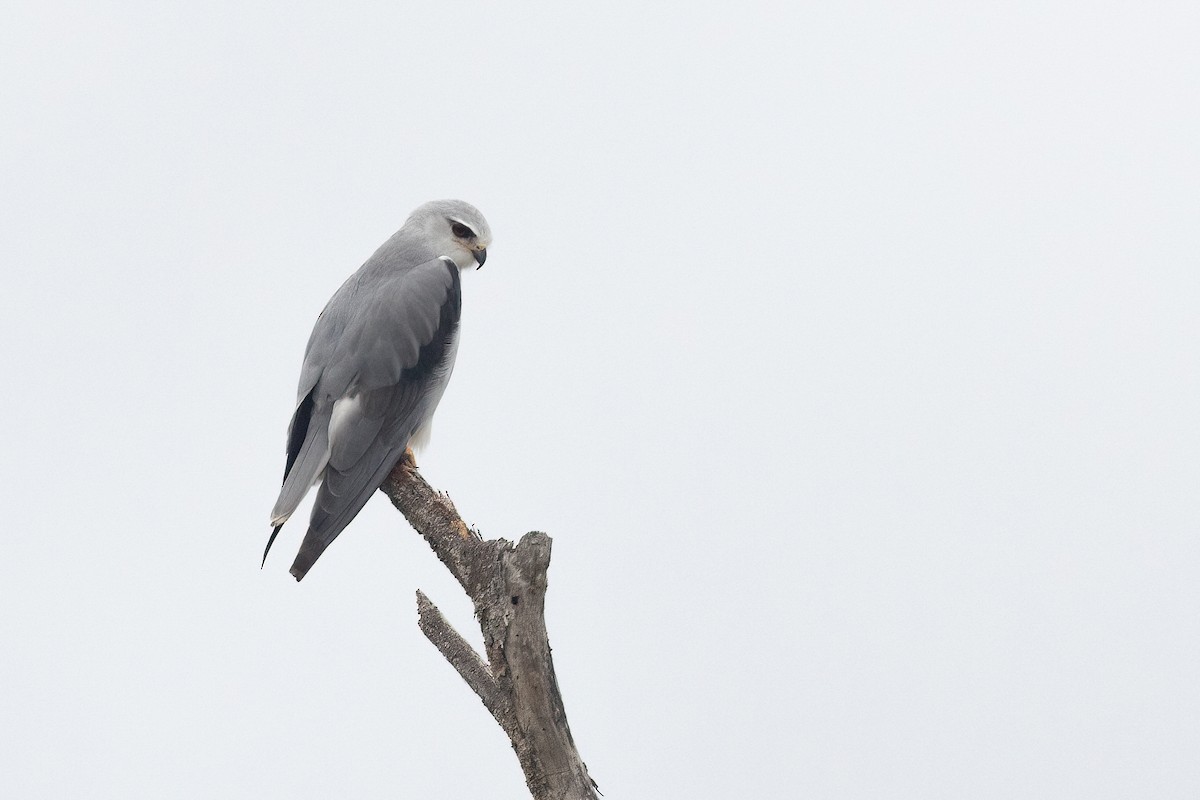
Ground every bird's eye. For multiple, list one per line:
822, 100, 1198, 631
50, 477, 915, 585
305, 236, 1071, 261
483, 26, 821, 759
450, 222, 475, 239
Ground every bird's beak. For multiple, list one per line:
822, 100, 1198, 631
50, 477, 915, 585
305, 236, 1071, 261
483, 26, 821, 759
473, 248, 487, 269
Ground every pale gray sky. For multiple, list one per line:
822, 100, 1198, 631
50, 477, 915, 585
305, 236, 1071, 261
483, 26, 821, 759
2, 1, 1198, 797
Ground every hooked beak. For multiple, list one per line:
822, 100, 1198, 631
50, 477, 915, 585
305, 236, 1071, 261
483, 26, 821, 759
473, 248, 487, 269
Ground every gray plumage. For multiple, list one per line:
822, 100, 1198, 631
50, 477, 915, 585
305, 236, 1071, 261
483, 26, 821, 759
266, 199, 492, 580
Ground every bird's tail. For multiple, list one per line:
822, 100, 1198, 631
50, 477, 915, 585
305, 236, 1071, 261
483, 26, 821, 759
287, 447, 406, 581
261, 524, 284, 568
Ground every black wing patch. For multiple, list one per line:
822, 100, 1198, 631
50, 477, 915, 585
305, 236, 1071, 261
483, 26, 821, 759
281, 388, 316, 486
262, 387, 316, 568
409, 261, 461, 377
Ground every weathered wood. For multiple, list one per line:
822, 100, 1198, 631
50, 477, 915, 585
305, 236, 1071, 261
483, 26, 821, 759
381, 463, 599, 800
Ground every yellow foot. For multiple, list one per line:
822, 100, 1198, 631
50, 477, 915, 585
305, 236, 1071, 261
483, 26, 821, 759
387, 448, 419, 485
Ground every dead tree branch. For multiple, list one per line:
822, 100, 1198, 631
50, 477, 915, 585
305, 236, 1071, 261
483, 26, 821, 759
380, 461, 599, 800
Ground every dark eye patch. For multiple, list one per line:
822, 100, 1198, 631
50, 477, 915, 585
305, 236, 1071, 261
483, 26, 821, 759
450, 221, 475, 239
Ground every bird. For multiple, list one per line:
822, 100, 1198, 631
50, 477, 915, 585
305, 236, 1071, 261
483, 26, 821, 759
264, 199, 492, 581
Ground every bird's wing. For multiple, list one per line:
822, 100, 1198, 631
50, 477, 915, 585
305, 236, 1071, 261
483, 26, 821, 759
283, 257, 462, 579
267, 270, 365, 529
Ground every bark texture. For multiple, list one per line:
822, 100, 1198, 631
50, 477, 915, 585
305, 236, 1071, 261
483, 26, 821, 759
380, 461, 599, 800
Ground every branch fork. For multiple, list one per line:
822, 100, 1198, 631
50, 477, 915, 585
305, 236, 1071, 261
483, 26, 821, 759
380, 463, 598, 800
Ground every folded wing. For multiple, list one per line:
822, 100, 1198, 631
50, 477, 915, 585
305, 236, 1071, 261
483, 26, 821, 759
267, 257, 462, 579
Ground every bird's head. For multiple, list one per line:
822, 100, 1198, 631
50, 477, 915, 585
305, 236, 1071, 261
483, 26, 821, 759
407, 199, 492, 270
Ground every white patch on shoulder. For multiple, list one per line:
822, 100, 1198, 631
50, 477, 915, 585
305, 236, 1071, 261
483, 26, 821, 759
328, 394, 362, 449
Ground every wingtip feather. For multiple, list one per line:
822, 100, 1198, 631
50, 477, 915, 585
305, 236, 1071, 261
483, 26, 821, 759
262, 523, 284, 568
